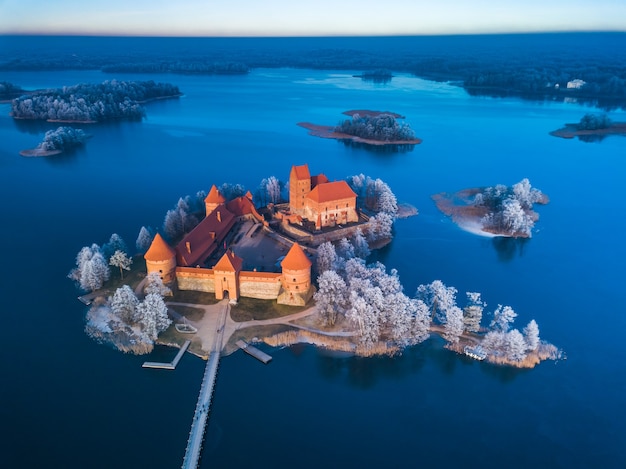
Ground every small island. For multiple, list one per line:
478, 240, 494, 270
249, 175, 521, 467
0, 81, 25, 102
298, 110, 422, 148
433, 178, 549, 238
20, 126, 88, 157
70, 165, 560, 369
354, 69, 394, 84
11, 79, 181, 123
550, 113, 626, 141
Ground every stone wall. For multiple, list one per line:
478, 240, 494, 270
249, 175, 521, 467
176, 267, 216, 293
239, 272, 282, 299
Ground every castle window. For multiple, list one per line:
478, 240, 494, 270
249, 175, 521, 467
296, 286, 299, 290
336, 205, 338, 209
293, 278, 296, 282
159, 269, 163, 273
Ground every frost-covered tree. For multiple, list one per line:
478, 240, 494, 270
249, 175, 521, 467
367, 212, 394, 241
135, 293, 171, 341
68, 243, 100, 284
505, 329, 528, 362
219, 183, 246, 201
352, 228, 371, 259
490, 304, 518, 333
110, 285, 139, 322
144, 272, 171, 296
102, 233, 128, 261
79, 251, 110, 292
523, 319, 540, 351
416, 280, 458, 323
512, 178, 544, 210
463, 292, 486, 333
163, 197, 199, 241
109, 250, 132, 279
265, 176, 282, 204
336, 238, 355, 260
443, 306, 465, 343
135, 226, 154, 253
316, 241, 339, 274
314, 270, 348, 326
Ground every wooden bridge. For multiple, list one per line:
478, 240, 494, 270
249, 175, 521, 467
236, 340, 273, 364
142, 340, 190, 370
181, 303, 228, 469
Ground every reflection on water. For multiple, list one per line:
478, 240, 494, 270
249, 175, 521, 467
340, 139, 416, 154
492, 236, 529, 262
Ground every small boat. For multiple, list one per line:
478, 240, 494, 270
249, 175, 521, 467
464, 345, 487, 361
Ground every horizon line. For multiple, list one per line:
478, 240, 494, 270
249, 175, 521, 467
1, 29, 625, 39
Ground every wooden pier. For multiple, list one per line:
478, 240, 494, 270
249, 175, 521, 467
236, 340, 273, 364
142, 340, 190, 370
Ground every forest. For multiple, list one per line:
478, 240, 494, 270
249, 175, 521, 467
1, 33, 625, 108
336, 113, 416, 142
10, 80, 180, 122
30, 126, 87, 153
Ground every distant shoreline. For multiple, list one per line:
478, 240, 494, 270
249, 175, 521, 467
19, 148, 62, 157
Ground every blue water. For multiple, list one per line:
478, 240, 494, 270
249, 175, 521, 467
1, 62, 625, 468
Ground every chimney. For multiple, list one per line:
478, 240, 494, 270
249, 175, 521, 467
186, 242, 191, 254
217, 211, 222, 222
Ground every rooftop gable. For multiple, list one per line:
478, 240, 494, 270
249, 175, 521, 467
214, 250, 243, 272
144, 233, 176, 262
205, 184, 226, 204
291, 164, 310, 181
281, 243, 312, 271
306, 180, 357, 204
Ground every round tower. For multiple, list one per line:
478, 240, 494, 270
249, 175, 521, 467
280, 243, 312, 294
144, 233, 177, 283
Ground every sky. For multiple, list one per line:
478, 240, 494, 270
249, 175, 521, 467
0, 0, 624, 36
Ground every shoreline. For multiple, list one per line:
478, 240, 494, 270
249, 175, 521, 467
550, 122, 626, 139
19, 148, 63, 157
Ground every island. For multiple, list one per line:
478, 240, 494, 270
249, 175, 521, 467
432, 178, 549, 238
70, 164, 560, 369
354, 69, 394, 84
11, 79, 181, 123
20, 126, 88, 157
550, 112, 626, 141
0, 81, 25, 102
298, 110, 422, 148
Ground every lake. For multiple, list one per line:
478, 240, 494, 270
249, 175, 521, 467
1, 52, 625, 468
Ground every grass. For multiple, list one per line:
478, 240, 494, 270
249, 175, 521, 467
167, 304, 205, 321
170, 288, 220, 305
230, 296, 308, 322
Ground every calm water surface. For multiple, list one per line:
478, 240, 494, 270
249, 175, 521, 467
1, 65, 625, 468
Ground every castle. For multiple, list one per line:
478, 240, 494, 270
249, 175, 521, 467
144, 164, 357, 306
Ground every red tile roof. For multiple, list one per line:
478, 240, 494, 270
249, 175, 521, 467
175, 206, 236, 267
291, 164, 310, 181
311, 174, 329, 188
214, 250, 243, 272
144, 233, 176, 262
205, 185, 226, 204
306, 180, 356, 203
281, 243, 312, 271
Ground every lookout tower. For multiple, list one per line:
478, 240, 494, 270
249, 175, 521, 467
204, 185, 226, 216
144, 233, 177, 283
289, 164, 311, 215
278, 243, 314, 306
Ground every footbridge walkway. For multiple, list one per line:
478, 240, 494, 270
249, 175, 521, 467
181, 301, 228, 469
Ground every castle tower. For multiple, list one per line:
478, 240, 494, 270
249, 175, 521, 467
213, 250, 243, 301
144, 233, 177, 283
278, 243, 313, 306
289, 164, 311, 215
205, 185, 226, 216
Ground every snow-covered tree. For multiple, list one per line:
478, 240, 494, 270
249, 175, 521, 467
135, 226, 153, 253
144, 272, 171, 296
68, 243, 100, 284
416, 280, 458, 323
352, 228, 371, 259
505, 329, 528, 361
79, 251, 110, 292
163, 197, 199, 241
512, 178, 544, 210
314, 270, 348, 326
266, 176, 281, 204
219, 183, 245, 201
367, 212, 394, 241
443, 306, 465, 343
110, 285, 139, 322
135, 293, 171, 341
102, 233, 128, 261
463, 291, 486, 333
336, 237, 355, 260
316, 241, 339, 274
490, 304, 518, 333
109, 250, 132, 279
523, 319, 540, 351
501, 198, 534, 236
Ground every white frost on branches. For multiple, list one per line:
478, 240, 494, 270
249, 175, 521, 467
109, 250, 132, 279
68, 243, 110, 292
135, 226, 154, 253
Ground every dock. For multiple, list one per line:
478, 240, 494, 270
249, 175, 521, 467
236, 340, 273, 364
142, 340, 190, 370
